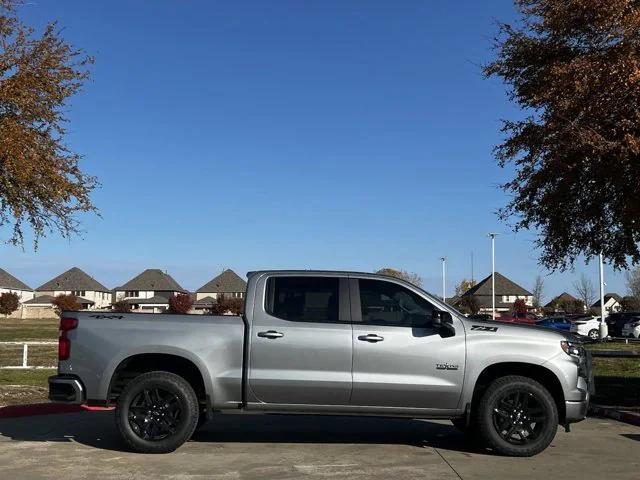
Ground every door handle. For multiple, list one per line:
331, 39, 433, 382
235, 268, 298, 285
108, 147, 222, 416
358, 334, 384, 342
258, 330, 284, 339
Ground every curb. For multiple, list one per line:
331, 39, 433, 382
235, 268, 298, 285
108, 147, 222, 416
590, 405, 640, 427
0, 403, 112, 419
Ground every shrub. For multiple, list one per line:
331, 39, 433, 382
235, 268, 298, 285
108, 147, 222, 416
52, 294, 82, 317
0, 292, 20, 317
208, 295, 244, 315
112, 299, 131, 313
168, 293, 193, 314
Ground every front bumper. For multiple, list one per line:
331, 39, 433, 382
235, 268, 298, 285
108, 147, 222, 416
48, 375, 85, 404
565, 394, 589, 423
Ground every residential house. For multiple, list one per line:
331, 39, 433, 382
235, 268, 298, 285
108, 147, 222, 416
0, 268, 34, 302
453, 272, 533, 315
192, 269, 246, 313
114, 269, 186, 313
30, 267, 111, 309
544, 292, 585, 314
591, 293, 622, 316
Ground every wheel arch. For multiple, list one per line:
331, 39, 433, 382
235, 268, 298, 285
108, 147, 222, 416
470, 362, 566, 423
106, 352, 211, 409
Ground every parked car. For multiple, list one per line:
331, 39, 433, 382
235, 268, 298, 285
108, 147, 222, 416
535, 317, 572, 332
621, 319, 640, 339
606, 312, 640, 337
570, 316, 607, 340
49, 270, 592, 457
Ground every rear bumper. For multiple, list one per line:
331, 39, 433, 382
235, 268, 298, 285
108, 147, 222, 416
48, 375, 85, 404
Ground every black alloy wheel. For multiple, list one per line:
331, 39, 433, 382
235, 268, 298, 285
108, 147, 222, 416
491, 390, 547, 445
128, 387, 182, 441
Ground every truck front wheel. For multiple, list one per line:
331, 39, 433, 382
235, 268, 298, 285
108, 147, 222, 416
476, 375, 558, 457
115, 371, 199, 453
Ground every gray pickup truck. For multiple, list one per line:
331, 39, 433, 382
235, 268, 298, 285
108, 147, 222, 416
49, 270, 592, 456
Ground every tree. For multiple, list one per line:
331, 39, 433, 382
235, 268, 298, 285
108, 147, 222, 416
561, 299, 585, 315
112, 299, 131, 313
0, 291, 19, 317
531, 275, 545, 308
573, 274, 595, 310
455, 279, 476, 297
375, 268, 423, 287
513, 298, 528, 317
52, 294, 81, 316
620, 296, 640, 312
168, 293, 193, 314
0, 0, 96, 249
626, 267, 640, 301
485, 0, 640, 270
456, 295, 480, 315
208, 294, 244, 316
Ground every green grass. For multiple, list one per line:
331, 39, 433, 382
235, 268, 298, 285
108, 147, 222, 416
0, 318, 59, 342
0, 369, 52, 387
585, 342, 640, 352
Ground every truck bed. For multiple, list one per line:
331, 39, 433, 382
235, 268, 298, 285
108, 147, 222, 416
58, 311, 245, 408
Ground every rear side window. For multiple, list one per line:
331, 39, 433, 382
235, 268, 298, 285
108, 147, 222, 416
265, 276, 339, 323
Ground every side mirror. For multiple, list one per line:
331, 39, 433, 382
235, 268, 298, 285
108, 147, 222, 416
432, 310, 453, 328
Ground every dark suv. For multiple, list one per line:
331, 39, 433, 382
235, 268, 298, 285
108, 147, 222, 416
606, 312, 640, 337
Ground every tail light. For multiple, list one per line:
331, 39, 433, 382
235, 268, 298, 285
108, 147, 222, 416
58, 317, 78, 361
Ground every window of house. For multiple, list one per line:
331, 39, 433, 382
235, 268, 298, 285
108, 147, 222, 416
265, 276, 339, 323
72, 290, 85, 297
126, 290, 139, 298
358, 279, 434, 328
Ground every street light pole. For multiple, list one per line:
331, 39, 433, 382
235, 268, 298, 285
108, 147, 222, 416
440, 257, 446, 303
598, 253, 607, 339
488, 233, 498, 320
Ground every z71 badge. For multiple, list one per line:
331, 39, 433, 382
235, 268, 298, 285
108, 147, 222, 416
471, 325, 498, 332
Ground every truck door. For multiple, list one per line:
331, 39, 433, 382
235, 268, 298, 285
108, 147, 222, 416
247, 275, 352, 406
350, 277, 465, 410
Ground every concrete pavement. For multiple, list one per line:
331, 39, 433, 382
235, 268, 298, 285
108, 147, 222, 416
0, 412, 638, 479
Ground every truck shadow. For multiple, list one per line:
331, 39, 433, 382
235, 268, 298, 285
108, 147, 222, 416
0, 410, 482, 454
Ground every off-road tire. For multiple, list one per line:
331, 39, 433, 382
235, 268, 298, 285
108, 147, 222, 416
476, 375, 558, 457
115, 371, 199, 453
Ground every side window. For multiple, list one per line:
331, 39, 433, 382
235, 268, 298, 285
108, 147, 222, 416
359, 279, 434, 328
266, 276, 340, 323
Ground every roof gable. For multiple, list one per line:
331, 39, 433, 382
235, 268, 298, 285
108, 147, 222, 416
36, 267, 109, 292
196, 269, 246, 293
117, 269, 185, 292
460, 272, 532, 297
544, 292, 578, 307
0, 268, 31, 291
592, 293, 622, 307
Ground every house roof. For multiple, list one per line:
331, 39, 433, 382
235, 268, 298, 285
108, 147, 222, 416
0, 268, 31, 291
23, 294, 94, 305
545, 292, 579, 307
592, 293, 623, 307
193, 295, 217, 306
196, 269, 246, 294
36, 267, 109, 292
117, 269, 186, 292
124, 295, 171, 305
23, 295, 56, 305
459, 272, 532, 298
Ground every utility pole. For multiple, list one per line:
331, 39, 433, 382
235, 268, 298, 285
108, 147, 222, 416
598, 253, 607, 339
488, 233, 499, 319
440, 257, 446, 303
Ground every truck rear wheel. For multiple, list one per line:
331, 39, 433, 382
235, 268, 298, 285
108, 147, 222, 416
476, 375, 558, 457
115, 371, 199, 453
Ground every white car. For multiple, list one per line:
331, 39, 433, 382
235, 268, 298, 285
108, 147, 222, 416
622, 320, 640, 339
570, 316, 608, 340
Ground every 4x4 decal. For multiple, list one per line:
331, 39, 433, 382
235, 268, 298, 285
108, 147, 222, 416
89, 314, 125, 319
471, 325, 498, 332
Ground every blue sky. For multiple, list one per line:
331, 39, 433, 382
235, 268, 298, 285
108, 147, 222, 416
0, 0, 628, 300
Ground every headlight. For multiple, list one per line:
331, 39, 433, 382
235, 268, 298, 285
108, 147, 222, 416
561, 340, 583, 357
